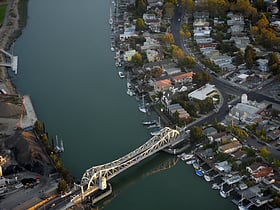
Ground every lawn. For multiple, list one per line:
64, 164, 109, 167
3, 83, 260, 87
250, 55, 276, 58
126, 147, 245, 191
0, 4, 7, 26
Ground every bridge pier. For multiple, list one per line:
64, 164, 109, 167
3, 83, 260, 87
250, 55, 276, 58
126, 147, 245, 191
0, 49, 18, 74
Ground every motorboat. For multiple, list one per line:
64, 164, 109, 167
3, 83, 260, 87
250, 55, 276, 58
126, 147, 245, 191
142, 120, 156, 126
181, 153, 194, 161
204, 174, 211, 182
195, 169, 204, 177
118, 71, 125, 78
186, 159, 196, 165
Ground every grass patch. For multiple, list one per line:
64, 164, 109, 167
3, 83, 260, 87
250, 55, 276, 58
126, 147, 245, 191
0, 4, 7, 26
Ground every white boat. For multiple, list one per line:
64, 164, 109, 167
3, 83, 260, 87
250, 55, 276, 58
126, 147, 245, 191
220, 190, 227, 198
150, 129, 161, 136
181, 154, 194, 161
142, 120, 156, 125
204, 174, 211, 182
138, 95, 147, 113
127, 89, 135, 96
118, 71, 125, 78
186, 159, 196, 165
212, 183, 220, 190
192, 162, 200, 169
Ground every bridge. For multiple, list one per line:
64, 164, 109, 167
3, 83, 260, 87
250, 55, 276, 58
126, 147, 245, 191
71, 127, 181, 204
0, 49, 18, 74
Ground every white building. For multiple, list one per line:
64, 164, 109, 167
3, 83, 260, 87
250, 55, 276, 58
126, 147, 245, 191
188, 83, 217, 100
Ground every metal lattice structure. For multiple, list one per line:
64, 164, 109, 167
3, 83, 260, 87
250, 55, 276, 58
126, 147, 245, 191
81, 127, 180, 190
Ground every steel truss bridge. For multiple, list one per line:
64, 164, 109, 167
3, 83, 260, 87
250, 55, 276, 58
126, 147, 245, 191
80, 127, 180, 192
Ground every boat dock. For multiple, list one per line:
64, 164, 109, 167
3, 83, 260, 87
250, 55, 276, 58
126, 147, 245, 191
20, 95, 38, 129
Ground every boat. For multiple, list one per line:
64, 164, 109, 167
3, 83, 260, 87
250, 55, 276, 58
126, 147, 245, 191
220, 190, 227, 198
142, 120, 156, 126
127, 89, 135, 96
118, 71, 125, 78
181, 153, 194, 161
138, 95, 147, 113
195, 169, 204, 177
150, 129, 161, 136
186, 159, 196, 165
192, 162, 200, 169
204, 174, 211, 182
212, 183, 220, 190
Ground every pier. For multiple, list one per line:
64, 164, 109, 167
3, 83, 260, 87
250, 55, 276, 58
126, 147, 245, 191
0, 49, 18, 74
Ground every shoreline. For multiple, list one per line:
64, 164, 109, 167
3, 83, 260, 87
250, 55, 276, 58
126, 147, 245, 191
0, 0, 27, 94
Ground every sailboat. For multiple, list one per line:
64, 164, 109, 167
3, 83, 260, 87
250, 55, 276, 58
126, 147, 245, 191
138, 95, 147, 113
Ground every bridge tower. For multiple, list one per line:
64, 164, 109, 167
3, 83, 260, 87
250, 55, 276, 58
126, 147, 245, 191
99, 177, 107, 190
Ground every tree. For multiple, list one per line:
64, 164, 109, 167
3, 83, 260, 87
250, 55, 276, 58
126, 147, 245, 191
164, 2, 175, 19
180, 23, 191, 39
131, 52, 143, 67
178, 55, 196, 69
256, 13, 269, 30
244, 45, 256, 69
182, 0, 194, 13
57, 178, 67, 194
162, 32, 174, 47
208, 0, 230, 17
232, 50, 244, 65
268, 52, 280, 74
171, 44, 185, 60
135, 18, 147, 31
190, 126, 205, 143
259, 146, 270, 158
135, 0, 147, 17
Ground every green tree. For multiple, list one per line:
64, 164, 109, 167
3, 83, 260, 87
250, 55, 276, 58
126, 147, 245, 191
131, 52, 143, 67
164, 2, 175, 19
162, 32, 175, 47
180, 22, 191, 39
171, 44, 185, 60
57, 178, 67, 194
135, 18, 147, 31
259, 146, 270, 158
190, 126, 205, 143
135, 0, 147, 17
182, 0, 194, 13
244, 45, 256, 69
268, 52, 280, 74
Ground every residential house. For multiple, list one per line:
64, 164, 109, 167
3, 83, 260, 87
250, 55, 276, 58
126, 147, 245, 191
246, 162, 267, 174
153, 79, 172, 92
215, 160, 232, 173
162, 63, 182, 75
166, 103, 190, 121
267, 129, 280, 141
172, 72, 194, 84
143, 13, 161, 33
231, 150, 247, 160
141, 36, 161, 51
123, 49, 137, 62
256, 58, 268, 72
218, 140, 242, 154
251, 167, 274, 183
146, 49, 160, 62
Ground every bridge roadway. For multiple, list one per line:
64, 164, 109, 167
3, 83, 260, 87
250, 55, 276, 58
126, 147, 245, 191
69, 127, 181, 205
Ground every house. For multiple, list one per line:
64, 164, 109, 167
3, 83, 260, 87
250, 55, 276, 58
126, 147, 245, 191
218, 140, 242, 154
166, 104, 190, 121
153, 79, 172, 92
256, 58, 268, 72
210, 132, 227, 143
215, 160, 232, 173
246, 162, 267, 174
251, 167, 274, 183
231, 150, 247, 160
188, 83, 217, 101
123, 50, 137, 62
141, 36, 161, 51
146, 49, 160, 62
267, 129, 280, 141
162, 63, 181, 75
172, 72, 194, 84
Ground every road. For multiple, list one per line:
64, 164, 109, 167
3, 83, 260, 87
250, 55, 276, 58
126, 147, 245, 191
170, 1, 280, 128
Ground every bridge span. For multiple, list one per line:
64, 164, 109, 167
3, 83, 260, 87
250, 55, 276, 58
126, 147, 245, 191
71, 127, 182, 204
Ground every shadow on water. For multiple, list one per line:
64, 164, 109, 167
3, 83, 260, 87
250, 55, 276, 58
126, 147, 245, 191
91, 153, 179, 209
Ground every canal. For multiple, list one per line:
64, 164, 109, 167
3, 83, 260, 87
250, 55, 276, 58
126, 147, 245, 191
12, 0, 236, 209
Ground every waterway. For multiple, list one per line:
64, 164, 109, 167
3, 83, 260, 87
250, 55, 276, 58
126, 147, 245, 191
12, 0, 236, 209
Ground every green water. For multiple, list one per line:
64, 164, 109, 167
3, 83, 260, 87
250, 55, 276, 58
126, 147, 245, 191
12, 0, 237, 209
